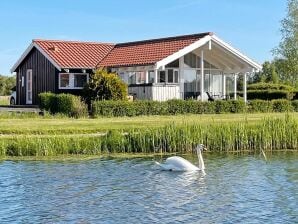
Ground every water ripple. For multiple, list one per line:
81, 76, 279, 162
0, 154, 297, 223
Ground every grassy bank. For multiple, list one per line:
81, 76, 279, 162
0, 112, 297, 135
0, 114, 297, 156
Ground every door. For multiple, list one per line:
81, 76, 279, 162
26, 69, 32, 104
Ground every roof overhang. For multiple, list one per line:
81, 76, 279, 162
10, 42, 62, 73
155, 34, 262, 72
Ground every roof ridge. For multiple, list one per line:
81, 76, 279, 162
115, 32, 213, 47
33, 39, 115, 45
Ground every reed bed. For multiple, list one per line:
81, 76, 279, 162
0, 115, 297, 157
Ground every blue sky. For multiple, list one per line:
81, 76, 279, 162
0, 0, 287, 75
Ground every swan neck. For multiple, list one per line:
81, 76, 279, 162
197, 149, 205, 170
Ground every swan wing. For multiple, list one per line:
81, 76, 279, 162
164, 156, 199, 171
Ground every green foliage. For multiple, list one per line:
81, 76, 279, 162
248, 100, 273, 113
248, 82, 295, 91
247, 82, 296, 100
39, 93, 88, 118
0, 116, 297, 156
293, 90, 298, 100
83, 69, 128, 103
272, 99, 294, 112
292, 100, 298, 111
273, 0, 298, 86
39, 92, 56, 112
254, 61, 279, 83
247, 90, 294, 100
0, 75, 15, 95
92, 100, 249, 117
92, 99, 298, 117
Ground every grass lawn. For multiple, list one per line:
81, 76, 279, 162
0, 112, 297, 135
0, 97, 9, 105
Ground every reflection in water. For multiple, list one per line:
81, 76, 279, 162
0, 154, 297, 223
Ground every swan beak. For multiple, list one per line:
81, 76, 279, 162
203, 146, 208, 151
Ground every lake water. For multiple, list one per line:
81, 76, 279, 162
0, 153, 297, 223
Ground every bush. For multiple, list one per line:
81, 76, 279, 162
39, 92, 56, 112
92, 100, 249, 117
39, 93, 88, 118
247, 90, 294, 100
272, 99, 293, 112
248, 100, 273, 113
293, 91, 298, 100
248, 83, 295, 91
83, 69, 128, 104
292, 100, 298, 112
229, 100, 247, 113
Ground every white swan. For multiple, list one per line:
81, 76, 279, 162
155, 144, 207, 172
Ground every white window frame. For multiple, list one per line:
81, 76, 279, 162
59, 73, 89, 89
158, 68, 179, 84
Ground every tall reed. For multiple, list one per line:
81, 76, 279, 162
0, 115, 297, 157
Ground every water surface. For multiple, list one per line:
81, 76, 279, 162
0, 153, 297, 223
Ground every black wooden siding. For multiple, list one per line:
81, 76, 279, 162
16, 48, 57, 105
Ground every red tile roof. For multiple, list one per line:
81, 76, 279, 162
98, 32, 212, 68
32, 32, 212, 69
34, 39, 115, 69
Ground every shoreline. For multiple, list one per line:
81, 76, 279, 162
1, 150, 297, 161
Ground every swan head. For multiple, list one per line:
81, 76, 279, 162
195, 144, 207, 152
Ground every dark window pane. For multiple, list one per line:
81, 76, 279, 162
168, 69, 173, 83
74, 74, 87, 88
174, 70, 179, 83
166, 59, 179, 68
148, 71, 155, 83
60, 73, 69, 87
159, 71, 166, 83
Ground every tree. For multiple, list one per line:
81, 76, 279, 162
83, 69, 128, 103
251, 61, 278, 84
274, 0, 298, 86
0, 75, 16, 95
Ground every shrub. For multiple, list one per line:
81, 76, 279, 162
83, 69, 128, 104
39, 92, 56, 112
39, 93, 88, 118
292, 100, 298, 112
229, 100, 247, 113
247, 90, 294, 100
248, 100, 273, 113
248, 83, 295, 91
92, 100, 248, 117
293, 91, 298, 100
167, 99, 188, 115
214, 101, 231, 113
272, 99, 293, 112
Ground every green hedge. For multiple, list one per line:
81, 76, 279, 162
293, 91, 298, 100
247, 83, 295, 91
92, 100, 246, 117
247, 90, 294, 100
92, 99, 298, 117
39, 93, 88, 118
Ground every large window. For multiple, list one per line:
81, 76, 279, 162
158, 71, 166, 83
158, 69, 179, 84
128, 71, 146, 85
59, 73, 88, 89
167, 69, 179, 83
148, 71, 155, 83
